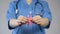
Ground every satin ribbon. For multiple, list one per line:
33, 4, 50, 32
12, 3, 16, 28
28, 11, 32, 26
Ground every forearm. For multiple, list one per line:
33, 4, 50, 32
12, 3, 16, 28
9, 19, 20, 28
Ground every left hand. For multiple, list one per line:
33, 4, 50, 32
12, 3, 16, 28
32, 15, 49, 27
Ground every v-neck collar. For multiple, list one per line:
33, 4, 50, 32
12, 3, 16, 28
22, 0, 37, 6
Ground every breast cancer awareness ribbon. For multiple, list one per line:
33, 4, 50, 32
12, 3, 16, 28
28, 11, 32, 26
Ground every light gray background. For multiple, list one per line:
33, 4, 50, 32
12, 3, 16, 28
0, 0, 60, 34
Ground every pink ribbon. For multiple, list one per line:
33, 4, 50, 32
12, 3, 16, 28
28, 11, 32, 26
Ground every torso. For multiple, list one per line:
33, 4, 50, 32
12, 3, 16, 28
12, 0, 45, 34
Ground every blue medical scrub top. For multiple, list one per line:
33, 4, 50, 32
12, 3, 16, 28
6, 0, 52, 34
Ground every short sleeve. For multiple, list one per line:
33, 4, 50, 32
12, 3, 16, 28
40, 1, 52, 28
6, 1, 16, 29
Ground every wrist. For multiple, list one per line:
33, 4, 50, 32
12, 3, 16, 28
40, 18, 49, 27
9, 19, 19, 28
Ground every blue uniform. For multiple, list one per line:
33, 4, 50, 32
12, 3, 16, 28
6, 0, 52, 34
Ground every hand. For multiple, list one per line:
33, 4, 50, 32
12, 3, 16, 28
32, 15, 41, 24
32, 15, 49, 27
9, 19, 21, 28
17, 15, 28, 24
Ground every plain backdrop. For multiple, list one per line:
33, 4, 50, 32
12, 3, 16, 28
0, 0, 60, 34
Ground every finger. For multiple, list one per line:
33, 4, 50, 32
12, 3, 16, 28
18, 16, 28, 21
32, 17, 38, 22
18, 18, 28, 23
33, 18, 41, 23
36, 15, 41, 18
34, 20, 39, 23
17, 16, 24, 19
33, 18, 37, 21
34, 19, 40, 23
21, 20, 26, 24
33, 15, 41, 19
36, 19, 41, 22
36, 22, 41, 25
33, 16, 41, 21
18, 18, 27, 22
22, 19, 28, 22
18, 19, 26, 24
23, 17, 28, 20
19, 16, 28, 21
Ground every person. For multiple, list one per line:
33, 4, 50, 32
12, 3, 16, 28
6, 0, 52, 34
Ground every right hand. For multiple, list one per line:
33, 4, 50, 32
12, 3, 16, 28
17, 15, 28, 24
9, 16, 28, 28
